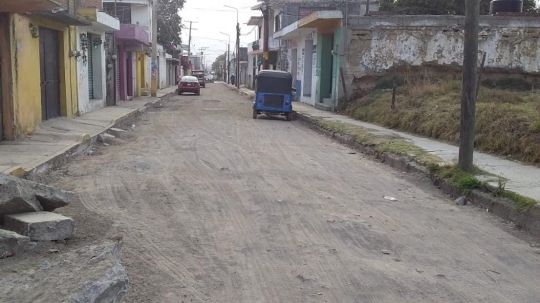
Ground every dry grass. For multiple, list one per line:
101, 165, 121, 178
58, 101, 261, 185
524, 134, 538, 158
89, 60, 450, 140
343, 79, 540, 164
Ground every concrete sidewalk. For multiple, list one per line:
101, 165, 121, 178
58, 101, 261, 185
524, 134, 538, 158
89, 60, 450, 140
230, 84, 540, 201
0, 86, 176, 176
293, 102, 540, 201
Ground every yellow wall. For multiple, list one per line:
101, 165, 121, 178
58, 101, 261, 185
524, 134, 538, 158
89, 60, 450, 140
136, 52, 146, 96
10, 14, 42, 136
60, 26, 78, 118
9, 14, 78, 136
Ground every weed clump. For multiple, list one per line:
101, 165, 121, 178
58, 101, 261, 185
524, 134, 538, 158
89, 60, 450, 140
342, 78, 540, 164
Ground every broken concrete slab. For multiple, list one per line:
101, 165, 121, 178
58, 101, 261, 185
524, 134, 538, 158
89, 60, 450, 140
1, 241, 128, 303
0, 174, 73, 217
0, 229, 29, 259
30, 182, 74, 211
0, 174, 43, 217
4, 212, 74, 241
98, 133, 116, 144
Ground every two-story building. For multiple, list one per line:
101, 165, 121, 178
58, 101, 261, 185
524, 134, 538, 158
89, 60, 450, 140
248, 0, 379, 110
77, 0, 120, 114
103, 0, 152, 101
246, 9, 282, 90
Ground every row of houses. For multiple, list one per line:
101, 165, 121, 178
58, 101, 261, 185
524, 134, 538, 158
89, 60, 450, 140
0, 0, 181, 142
244, 0, 540, 111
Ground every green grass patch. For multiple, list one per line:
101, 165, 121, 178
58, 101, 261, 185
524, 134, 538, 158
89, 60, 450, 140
500, 191, 538, 211
342, 79, 540, 164
430, 165, 483, 191
313, 118, 442, 167
313, 117, 538, 211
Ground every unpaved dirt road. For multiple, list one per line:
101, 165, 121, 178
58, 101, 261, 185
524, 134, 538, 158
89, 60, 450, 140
47, 84, 540, 302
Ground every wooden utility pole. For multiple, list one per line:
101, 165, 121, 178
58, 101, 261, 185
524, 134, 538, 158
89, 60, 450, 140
151, 0, 158, 97
227, 44, 230, 83
188, 21, 193, 56
458, 0, 480, 172
262, 0, 270, 69
236, 22, 240, 88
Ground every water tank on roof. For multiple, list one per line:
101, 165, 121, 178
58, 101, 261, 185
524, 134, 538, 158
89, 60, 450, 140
490, 0, 523, 14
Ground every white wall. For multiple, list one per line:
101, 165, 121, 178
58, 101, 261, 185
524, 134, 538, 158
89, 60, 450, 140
76, 28, 107, 114
158, 47, 167, 88
131, 3, 152, 40
285, 32, 317, 105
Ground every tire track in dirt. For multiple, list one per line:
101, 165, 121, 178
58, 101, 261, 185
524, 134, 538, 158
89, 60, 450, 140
46, 84, 540, 303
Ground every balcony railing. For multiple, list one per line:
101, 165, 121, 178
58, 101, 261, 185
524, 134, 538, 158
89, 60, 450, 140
115, 24, 150, 45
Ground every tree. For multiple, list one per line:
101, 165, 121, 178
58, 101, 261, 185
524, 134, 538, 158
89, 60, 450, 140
157, 0, 184, 54
381, 0, 537, 15
212, 54, 227, 81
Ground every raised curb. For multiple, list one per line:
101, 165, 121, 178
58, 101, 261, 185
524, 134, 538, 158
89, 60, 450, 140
294, 111, 540, 237
25, 95, 172, 179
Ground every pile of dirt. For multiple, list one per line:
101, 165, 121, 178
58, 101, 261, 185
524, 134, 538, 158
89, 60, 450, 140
342, 78, 540, 164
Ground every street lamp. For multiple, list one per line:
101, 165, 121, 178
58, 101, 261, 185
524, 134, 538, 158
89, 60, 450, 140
219, 32, 231, 84
224, 5, 240, 88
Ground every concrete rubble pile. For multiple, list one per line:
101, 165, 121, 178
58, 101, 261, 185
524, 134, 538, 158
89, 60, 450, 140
0, 174, 74, 258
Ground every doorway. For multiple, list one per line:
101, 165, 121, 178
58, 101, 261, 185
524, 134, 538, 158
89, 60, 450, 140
39, 27, 61, 120
319, 33, 334, 102
126, 52, 133, 97
303, 40, 313, 97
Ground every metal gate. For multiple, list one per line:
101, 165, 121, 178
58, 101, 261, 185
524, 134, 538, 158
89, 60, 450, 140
39, 28, 61, 120
87, 33, 94, 99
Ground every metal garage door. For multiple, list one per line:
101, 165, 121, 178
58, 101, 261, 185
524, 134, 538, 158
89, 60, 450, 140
87, 34, 94, 99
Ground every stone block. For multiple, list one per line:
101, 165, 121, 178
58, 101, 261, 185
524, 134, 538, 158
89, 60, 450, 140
4, 212, 74, 241
0, 229, 29, 258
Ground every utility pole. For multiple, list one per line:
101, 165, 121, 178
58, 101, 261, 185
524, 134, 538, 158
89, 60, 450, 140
151, 0, 158, 97
227, 43, 230, 83
236, 21, 240, 88
458, 0, 480, 172
262, 0, 270, 69
225, 5, 240, 87
188, 21, 193, 56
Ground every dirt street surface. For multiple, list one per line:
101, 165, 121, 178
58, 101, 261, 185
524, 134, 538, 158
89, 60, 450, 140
44, 84, 539, 302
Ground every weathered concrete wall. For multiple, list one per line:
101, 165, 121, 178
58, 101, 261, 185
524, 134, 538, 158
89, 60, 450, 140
344, 15, 540, 99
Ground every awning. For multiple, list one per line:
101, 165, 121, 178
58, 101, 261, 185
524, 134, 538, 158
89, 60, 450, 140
78, 8, 120, 31
298, 10, 343, 32
247, 16, 262, 26
274, 10, 343, 40
36, 11, 91, 26
274, 21, 313, 39
0, 0, 61, 13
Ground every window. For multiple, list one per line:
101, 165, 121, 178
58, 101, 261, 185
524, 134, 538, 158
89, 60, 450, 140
103, 3, 131, 24
274, 14, 281, 32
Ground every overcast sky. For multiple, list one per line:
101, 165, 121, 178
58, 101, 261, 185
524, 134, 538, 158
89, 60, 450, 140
180, 0, 261, 67
180, 0, 540, 67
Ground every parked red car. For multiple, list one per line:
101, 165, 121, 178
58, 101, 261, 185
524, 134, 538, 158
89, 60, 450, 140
177, 76, 201, 95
